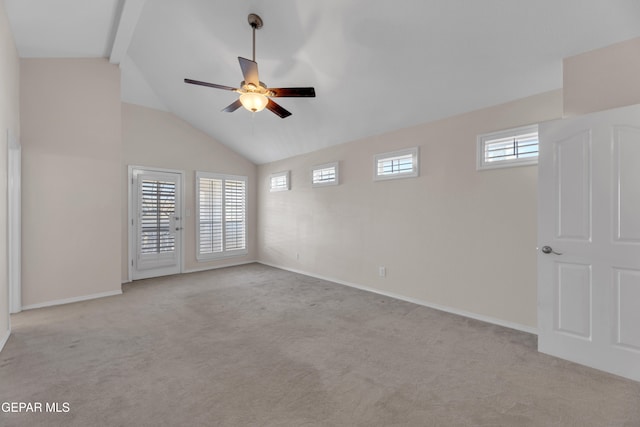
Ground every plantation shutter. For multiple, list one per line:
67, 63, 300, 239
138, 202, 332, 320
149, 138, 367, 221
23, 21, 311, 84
374, 147, 419, 180
377, 153, 414, 176
198, 177, 223, 255
224, 179, 246, 251
312, 165, 336, 185
483, 131, 538, 163
197, 173, 248, 260
140, 179, 176, 254
270, 172, 289, 191
477, 124, 539, 170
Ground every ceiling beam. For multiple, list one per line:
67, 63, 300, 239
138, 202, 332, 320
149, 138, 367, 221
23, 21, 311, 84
109, 0, 147, 64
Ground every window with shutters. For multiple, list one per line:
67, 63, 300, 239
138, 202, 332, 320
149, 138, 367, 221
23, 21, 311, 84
196, 172, 248, 260
270, 171, 290, 192
477, 124, 539, 170
140, 179, 176, 254
312, 162, 339, 187
374, 147, 419, 181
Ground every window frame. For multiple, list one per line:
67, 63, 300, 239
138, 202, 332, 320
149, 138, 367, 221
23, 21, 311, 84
373, 147, 419, 181
269, 171, 290, 192
312, 162, 339, 187
196, 171, 248, 261
476, 124, 539, 170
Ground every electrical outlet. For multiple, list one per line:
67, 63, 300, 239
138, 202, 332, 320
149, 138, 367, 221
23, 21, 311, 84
379, 266, 386, 277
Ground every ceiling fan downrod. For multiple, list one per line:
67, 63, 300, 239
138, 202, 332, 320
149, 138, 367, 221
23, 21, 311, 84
248, 13, 263, 62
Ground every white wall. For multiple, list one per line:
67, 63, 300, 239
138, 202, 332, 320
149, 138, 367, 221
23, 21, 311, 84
0, 0, 20, 348
20, 58, 122, 308
564, 36, 640, 117
121, 103, 257, 282
6, 25, 639, 334
258, 90, 563, 329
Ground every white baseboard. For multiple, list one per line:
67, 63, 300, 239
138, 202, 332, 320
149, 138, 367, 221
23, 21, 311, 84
21, 289, 123, 311
121, 260, 260, 284
183, 260, 258, 274
259, 261, 538, 336
0, 328, 10, 353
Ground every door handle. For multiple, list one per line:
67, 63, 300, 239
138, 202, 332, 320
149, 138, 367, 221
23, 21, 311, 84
175, 227, 183, 231
541, 245, 562, 255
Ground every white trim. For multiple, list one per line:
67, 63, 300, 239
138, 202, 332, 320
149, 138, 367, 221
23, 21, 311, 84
7, 129, 21, 314
0, 328, 9, 353
311, 162, 339, 187
121, 260, 258, 283
258, 261, 538, 335
22, 289, 123, 311
269, 170, 290, 192
477, 124, 539, 170
183, 260, 257, 274
196, 250, 250, 262
109, 0, 147, 64
128, 165, 186, 282
374, 147, 419, 181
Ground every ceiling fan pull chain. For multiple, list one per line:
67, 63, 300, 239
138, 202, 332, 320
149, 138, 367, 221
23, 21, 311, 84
251, 112, 256, 137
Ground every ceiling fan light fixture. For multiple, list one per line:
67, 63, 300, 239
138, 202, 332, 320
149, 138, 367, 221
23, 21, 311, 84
239, 92, 268, 112
184, 13, 314, 119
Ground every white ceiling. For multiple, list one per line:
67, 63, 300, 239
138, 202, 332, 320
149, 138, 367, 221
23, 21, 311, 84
6, 0, 640, 164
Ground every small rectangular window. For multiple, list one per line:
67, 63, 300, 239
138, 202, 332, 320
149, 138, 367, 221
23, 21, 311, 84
374, 147, 419, 181
477, 124, 539, 170
312, 162, 339, 187
270, 171, 290, 192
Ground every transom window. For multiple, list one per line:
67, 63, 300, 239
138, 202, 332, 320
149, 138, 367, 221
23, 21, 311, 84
312, 162, 339, 187
270, 171, 290, 192
477, 124, 539, 170
374, 147, 419, 181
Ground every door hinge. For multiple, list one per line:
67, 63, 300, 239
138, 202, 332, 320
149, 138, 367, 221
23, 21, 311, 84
131, 259, 133, 266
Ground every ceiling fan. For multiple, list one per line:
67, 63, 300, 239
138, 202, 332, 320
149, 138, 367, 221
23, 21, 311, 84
184, 13, 315, 119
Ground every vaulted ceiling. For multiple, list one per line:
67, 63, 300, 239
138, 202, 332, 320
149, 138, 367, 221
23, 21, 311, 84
6, 0, 640, 164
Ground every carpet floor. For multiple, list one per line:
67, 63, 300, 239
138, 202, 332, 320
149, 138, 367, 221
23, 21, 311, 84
1, 263, 639, 426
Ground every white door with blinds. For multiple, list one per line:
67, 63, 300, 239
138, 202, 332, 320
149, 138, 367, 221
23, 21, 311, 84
131, 167, 183, 280
538, 104, 640, 382
196, 172, 248, 260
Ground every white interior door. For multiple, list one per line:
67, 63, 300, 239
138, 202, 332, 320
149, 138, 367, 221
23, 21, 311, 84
131, 167, 183, 280
538, 104, 640, 382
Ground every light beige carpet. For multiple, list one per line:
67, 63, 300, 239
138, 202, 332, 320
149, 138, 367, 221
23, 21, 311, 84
1, 263, 639, 426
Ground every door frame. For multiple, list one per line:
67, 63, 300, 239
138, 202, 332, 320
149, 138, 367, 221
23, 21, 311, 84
127, 165, 185, 282
8, 129, 21, 314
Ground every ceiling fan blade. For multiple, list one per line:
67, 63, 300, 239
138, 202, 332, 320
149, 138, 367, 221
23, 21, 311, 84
269, 87, 316, 98
266, 99, 292, 119
222, 99, 243, 113
238, 57, 259, 86
184, 78, 237, 91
